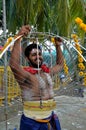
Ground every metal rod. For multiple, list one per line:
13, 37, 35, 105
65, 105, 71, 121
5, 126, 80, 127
3, 0, 8, 130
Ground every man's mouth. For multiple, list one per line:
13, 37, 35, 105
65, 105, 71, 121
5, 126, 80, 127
35, 60, 42, 65
35, 58, 42, 63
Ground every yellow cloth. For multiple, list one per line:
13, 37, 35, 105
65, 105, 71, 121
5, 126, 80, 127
24, 99, 56, 111
23, 99, 56, 119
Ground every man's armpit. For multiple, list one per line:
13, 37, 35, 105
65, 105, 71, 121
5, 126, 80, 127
22, 78, 32, 87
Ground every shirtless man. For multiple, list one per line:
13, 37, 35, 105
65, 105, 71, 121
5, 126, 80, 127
10, 25, 64, 130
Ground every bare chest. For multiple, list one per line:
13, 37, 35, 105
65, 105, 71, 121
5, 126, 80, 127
35, 73, 53, 89
21, 73, 54, 101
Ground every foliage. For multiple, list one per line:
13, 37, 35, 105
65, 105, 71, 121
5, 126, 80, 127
0, 0, 86, 40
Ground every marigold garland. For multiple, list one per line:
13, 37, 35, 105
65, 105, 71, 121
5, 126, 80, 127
51, 37, 55, 43
78, 57, 83, 63
79, 71, 84, 76
63, 59, 69, 75
71, 23, 86, 86
75, 17, 86, 32
71, 34, 78, 39
75, 17, 83, 25
83, 73, 86, 77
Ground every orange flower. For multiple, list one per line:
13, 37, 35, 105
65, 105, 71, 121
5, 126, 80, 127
75, 43, 79, 48
64, 65, 68, 70
63, 59, 69, 75
7, 37, 13, 43
51, 37, 55, 43
78, 57, 83, 62
78, 50, 82, 54
79, 23, 86, 30
74, 39, 78, 43
75, 17, 83, 24
79, 71, 84, 76
83, 73, 86, 77
64, 63, 67, 67
83, 77, 86, 81
78, 63, 84, 68
65, 71, 68, 75
83, 78, 86, 85
80, 65, 85, 70
75, 46, 81, 51
71, 34, 78, 39
75, 17, 83, 25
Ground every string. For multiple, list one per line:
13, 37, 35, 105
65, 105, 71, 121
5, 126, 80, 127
36, 38, 43, 108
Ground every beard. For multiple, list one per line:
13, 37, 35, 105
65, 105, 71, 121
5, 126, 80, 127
28, 59, 43, 68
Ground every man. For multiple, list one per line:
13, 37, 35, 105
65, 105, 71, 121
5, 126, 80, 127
10, 25, 64, 130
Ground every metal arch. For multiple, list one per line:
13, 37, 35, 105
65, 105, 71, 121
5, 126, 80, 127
0, 31, 86, 62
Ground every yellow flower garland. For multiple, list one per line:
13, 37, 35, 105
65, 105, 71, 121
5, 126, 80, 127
71, 24, 86, 85
79, 71, 84, 76
75, 17, 86, 32
78, 57, 83, 63
63, 60, 69, 75
75, 17, 83, 25
51, 37, 55, 43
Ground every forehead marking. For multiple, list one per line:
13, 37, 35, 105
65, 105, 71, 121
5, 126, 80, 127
31, 49, 41, 54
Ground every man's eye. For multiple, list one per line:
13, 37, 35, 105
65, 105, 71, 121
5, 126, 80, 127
32, 53, 36, 56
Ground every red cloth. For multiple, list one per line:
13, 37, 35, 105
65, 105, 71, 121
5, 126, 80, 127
23, 64, 50, 74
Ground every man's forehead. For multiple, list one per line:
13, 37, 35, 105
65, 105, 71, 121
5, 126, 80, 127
30, 48, 41, 54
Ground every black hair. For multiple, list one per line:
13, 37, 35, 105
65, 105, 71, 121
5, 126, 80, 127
24, 43, 42, 57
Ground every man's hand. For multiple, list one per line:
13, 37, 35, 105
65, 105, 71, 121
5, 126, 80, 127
18, 25, 31, 37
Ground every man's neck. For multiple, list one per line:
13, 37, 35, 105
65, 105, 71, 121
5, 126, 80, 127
24, 64, 50, 74
32, 67, 42, 70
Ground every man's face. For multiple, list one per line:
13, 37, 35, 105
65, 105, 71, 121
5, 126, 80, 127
27, 48, 43, 68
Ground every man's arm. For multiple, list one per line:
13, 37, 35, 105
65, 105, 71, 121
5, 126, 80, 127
50, 37, 64, 74
9, 25, 31, 82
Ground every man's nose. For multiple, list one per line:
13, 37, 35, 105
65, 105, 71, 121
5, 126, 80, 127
37, 55, 40, 59
36, 54, 40, 58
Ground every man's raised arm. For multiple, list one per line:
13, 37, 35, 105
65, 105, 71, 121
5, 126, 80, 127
50, 37, 64, 74
9, 25, 31, 80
